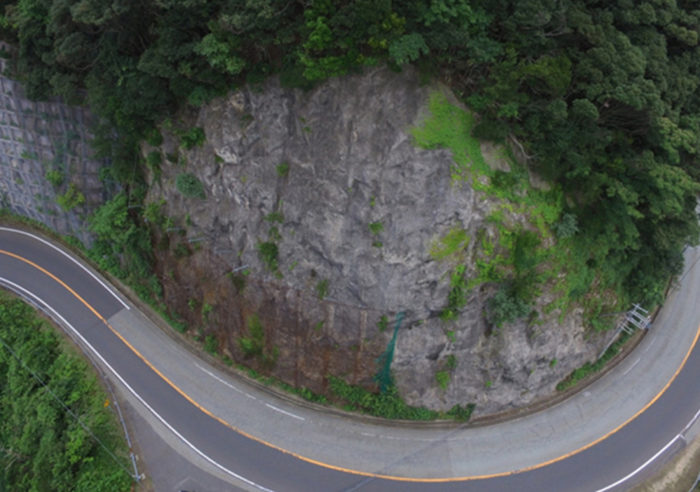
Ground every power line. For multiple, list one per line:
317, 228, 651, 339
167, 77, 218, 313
0, 333, 137, 481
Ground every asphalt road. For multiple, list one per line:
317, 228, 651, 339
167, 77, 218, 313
1, 226, 699, 491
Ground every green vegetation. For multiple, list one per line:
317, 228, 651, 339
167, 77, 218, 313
435, 370, 450, 390
377, 315, 389, 333
56, 183, 85, 211
257, 241, 279, 272
204, 334, 218, 355
264, 211, 284, 223
175, 173, 205, 199
440, 265, 469, 321
87, 192, 161, 302
238, 314, 265, 358
228, 272, 246, 293
2, 0, 699, 418
556, 332, 633, 391
45, 169, 63, 187
486, 285, 531, 329
180, 127, 206, 149
0, 293, 132, 491
412, 92, 488, 182
328, 376, 474, 421
145, 128, 163, 147
368, 221, 383, 235
316, 279, 329, 300
238, 314, 277, 367
146, 151, 162, 179
430, 227, 469, 260
276, 162, 290, 177
201, 303, 213, 321
0, 0, 691, 314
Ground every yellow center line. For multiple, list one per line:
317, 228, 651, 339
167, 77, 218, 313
2, 247, 699, 483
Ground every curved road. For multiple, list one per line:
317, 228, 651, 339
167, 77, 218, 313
1, 226, 699, 491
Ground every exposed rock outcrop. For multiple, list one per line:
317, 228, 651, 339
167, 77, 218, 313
147, 67, 611, 416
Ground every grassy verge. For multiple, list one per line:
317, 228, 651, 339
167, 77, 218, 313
328, 376, 475, 421
555, 331, 633, 391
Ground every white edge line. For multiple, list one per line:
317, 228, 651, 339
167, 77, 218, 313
622, 358, 640, 376
0, 227, 130, 310
596, 398, 700, 491
265, 403, 305, 421
194, 362, 244, 395
681, 407, 700, 435
0, 277, 274, 492
596, 435, 681, 491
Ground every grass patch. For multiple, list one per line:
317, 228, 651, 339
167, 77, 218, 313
328, 376, 475, 421
411, 91, 489, 184
435, 370, 450, 390
430, 227, 469, 260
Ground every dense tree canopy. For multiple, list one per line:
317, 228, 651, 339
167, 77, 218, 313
1, 0, 698, 306
0, 294, 132, 491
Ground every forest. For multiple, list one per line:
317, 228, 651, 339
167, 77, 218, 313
0, 293, 132, 491
0, 0, 699, 308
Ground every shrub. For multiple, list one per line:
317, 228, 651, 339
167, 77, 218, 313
328, 376, 439, 420
446, 403, 475, 421
145, 128, 163, 146
554, 212, 579, 238
175, 173, 205, 199
56, 183, 85, 211
486, 286, 530, 328
239, 314, 264, 357
440, 265, 468, 321
377, 315, 389, 332
276, 162, 290, 177
45, 169, 63, 187
435, 370, 450, 389
257, 241, 278, 271
180, 127, 206, 149
265, 211, 284, 223
368, 221, 383, 235
146, 150, 162, 170
204, 334, 218, 354
316, 278, 329, 299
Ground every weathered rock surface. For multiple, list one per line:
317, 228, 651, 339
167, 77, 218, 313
147, 66, 612, 416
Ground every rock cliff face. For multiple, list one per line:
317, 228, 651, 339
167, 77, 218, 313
147, 67, 611, 416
